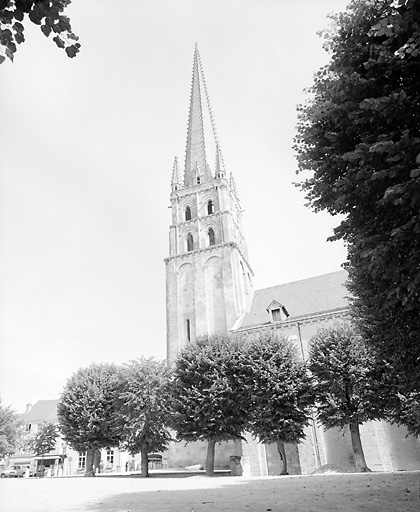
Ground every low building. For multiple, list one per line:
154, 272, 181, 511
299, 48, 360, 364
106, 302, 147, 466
10, 400, 138, 476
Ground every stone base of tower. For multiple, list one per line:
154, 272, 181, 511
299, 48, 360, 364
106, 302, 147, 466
241, 433, 305, 476
318, 420, 420, 473
164, 439, 239, 471
164, 434, 307, 476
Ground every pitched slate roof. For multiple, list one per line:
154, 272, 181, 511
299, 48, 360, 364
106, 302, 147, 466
22, 399, 59, 424
239, 270, 349, 329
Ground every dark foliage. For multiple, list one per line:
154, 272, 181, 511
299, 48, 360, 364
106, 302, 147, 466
170, 334, 250, 475
0, 0, 79, 63
116, 358, 172, 477
294, 0, 420, 407
245, 332, 314, 475
57, 362, 122, 475
309, 323, 389, 470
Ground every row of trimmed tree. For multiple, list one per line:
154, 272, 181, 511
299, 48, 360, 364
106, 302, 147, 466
54, 323, 414, 477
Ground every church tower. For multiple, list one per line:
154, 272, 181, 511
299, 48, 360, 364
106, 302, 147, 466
165, 45, 253, 362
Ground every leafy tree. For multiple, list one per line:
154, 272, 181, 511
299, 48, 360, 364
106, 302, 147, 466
0, 0, 80, 63
116, 358, 172, 478
29, 421, 58, 455
309, 323, 388, 472
0, 399, 21, 458
170, 334, 249, 476
294, 0, 420, 400
244, 332, 314, 475
14, 424, 34, 455
393, 391, 420, 437
29, 421, 58, 477
57, 362, 122, 477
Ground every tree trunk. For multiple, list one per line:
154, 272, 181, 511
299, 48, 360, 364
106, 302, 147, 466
206, 439, 216, 476
349, 421, 371, 472
140, 442, 149, 477
276, 440, 288, 475
93, 449, 101, 474
85, 448, 96, 477
39, 455, 45, 478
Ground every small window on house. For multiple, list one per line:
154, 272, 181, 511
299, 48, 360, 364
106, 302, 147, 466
187, 233, 194, 252
207, 200, 214, 214
186, 319, 191, 342
185, 206, 191, 221
208, 227, 215, 246
78, 452, 86, 470
107, 449, 114, 467
197, 177, 201, 184
266, 300, 289, 323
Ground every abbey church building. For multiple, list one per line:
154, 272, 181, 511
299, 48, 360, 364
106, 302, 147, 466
164, 46, 420, 475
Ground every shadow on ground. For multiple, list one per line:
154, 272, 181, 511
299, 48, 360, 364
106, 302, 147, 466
85, 472, 420, 512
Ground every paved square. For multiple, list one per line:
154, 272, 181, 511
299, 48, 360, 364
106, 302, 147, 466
1, 472, 419, 512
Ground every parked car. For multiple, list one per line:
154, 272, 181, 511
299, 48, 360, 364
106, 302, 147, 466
0, 465, 33, 478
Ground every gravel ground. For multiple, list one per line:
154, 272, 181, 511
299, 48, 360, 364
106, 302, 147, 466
0, 471, 419, 512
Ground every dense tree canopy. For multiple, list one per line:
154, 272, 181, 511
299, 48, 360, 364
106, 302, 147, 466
309, 324, 389, 471
57, 362, 121, 476
394, 391, 420, 437
170, 334, 249, 476
245, 333, 313, 475
0, 0, 79, 63
117, 358, 172, 477
0, 399, 21, 458
294, 0, 420, 398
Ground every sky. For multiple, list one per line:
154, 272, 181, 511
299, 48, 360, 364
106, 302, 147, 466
0, 0, 351, 413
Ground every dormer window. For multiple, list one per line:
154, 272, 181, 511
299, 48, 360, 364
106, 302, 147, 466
271, 308, 282, 322
185, 206, 192, 221
266, 300, 289, 323
207, 200, 214, 214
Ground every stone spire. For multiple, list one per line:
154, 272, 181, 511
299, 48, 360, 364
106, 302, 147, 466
214, 143, 226, 179
171, 156, 182, 191
184, 44, 225, 187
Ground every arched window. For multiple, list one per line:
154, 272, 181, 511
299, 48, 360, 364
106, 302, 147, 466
187, 233, 194, 252
207, 199, 214, 214
208, 227, 215, 246
185, 206, 191, 221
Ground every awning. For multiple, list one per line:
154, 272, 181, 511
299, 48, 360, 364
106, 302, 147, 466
8, 457, 33, 464
33, 455, 62, 460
